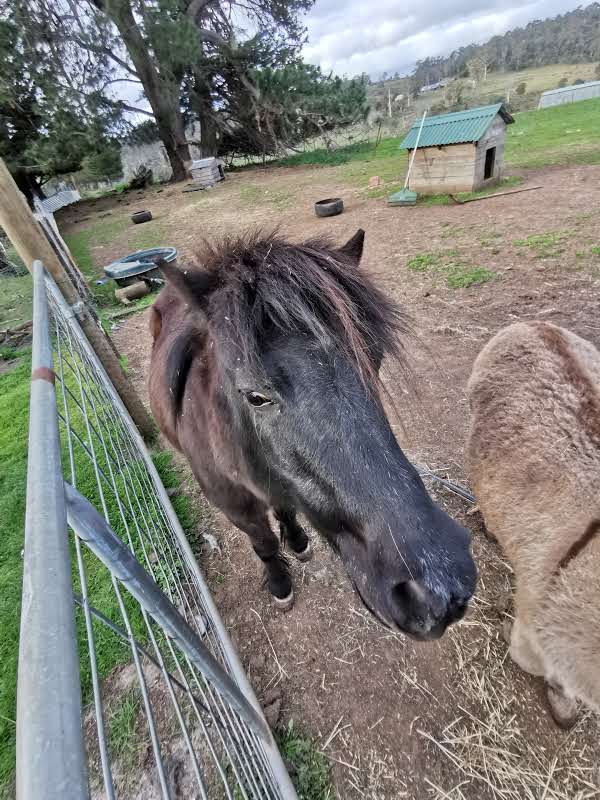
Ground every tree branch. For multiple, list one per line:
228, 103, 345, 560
120, 103, 154, 117
66, 31, 138, 76
101, 77, 143, 89
195, 27, 230, 48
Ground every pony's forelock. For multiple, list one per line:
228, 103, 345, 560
182, 230, 412, 393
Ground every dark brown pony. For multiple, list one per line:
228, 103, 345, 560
149, 230, 476, 640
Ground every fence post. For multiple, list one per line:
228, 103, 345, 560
17, 261, 88, 800
0, 157, 154, 440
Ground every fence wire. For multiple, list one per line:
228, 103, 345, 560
18, 261, 296, 800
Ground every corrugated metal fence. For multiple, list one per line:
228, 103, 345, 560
35, 189, 81, 215
538, 80, 600, 108
17, 260, 297, 799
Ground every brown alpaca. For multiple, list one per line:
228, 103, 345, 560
467, 321, 600, 727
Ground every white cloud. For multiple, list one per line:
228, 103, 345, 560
303, 0, 594, 78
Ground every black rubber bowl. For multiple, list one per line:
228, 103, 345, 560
315, 197, 344, 218
131, 210, 153, 224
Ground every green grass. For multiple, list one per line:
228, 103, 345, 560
64, 218, 129, 308
338, 137, 406, 191
0, 351, 196, 795
506, 97, 600, 169
445, 265, 495, 288
275, 139, 383, 168
274, 136, 407, 194
0, 274, 33, 328
406, 252, 446, 272
108, 688, 146, 767
276, 722, 332, 800
407, 249, 496, 288
514, 230, 571, 258
0, 359, 31, 795
0, 345, 30, 361
128, 220, 168, 252
152, 450, 198, 539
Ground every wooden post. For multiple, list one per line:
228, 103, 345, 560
0, 157, 155, 440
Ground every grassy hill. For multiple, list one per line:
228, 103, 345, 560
368, 62, 599, 122
506, 97, 600, 169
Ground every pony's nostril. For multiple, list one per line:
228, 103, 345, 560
390, 581, 412, 607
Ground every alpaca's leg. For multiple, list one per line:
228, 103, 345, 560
504, 587, 545, 677
508, 617, 545, 676
546, 682, 579, 729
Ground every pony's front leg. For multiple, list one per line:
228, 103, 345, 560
229, 506, 294, 610
275, 508, 313, 562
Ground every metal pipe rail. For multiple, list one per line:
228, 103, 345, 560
17, 260, 88, 800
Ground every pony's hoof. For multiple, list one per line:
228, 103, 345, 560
272, 590, 294, 612
292, 541, 313, 562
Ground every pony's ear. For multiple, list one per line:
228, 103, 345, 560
159, 259, 214, 313
338, 229, 365, 265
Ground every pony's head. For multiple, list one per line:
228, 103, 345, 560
151, 230, 476, 639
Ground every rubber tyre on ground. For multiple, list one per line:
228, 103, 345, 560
131, 210, 152, 224
314, 197, 344, 218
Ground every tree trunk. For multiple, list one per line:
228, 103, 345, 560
94, 0, 191, 181
153, 96, 190, 181
189, 71, 219, 158
199, 114, 218, 157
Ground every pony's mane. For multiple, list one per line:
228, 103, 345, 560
170, 230, 412, 397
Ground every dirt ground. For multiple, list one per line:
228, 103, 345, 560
60, 162, 600, 799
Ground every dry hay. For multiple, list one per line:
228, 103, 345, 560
419, 594, 600, 800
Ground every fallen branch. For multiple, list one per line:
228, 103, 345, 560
449, 185, 542, 205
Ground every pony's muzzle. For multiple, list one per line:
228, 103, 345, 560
389, 579, 472, 641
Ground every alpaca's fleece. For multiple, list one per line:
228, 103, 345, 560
467, 321, 600, 716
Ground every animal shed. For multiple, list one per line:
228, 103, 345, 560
399, 103, 514, 194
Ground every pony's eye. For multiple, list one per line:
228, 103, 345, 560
246, 391, 273, 407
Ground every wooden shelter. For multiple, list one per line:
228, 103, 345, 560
399, 104, 514, 194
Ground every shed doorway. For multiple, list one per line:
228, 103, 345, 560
484, 146, 496, 179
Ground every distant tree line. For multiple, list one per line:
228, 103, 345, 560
409, 3, 600, 91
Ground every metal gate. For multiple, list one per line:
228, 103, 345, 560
17, 260, 297, 799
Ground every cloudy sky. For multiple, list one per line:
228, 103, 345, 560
303, 0, 593, 79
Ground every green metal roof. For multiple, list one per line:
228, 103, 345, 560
399, 103, 514, 149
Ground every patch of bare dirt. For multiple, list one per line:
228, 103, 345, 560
100, 162, 600, 798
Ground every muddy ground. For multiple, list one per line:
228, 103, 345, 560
60, 162, 600, 799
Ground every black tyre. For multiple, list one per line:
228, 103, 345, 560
131, 210, 152, 224
314, 197, 344, 218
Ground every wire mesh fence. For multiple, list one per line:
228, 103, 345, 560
18, 261, 297, 800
